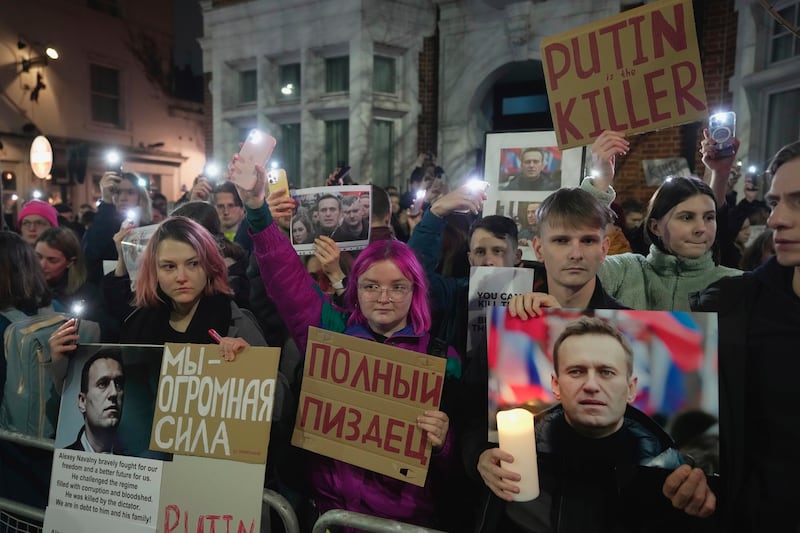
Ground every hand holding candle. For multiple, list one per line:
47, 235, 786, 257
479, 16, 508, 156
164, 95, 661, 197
496, 408, 540, 501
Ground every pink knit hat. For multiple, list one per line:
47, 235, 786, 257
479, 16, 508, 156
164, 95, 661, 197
18, 200, 58, 228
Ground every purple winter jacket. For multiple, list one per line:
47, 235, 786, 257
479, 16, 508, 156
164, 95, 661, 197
251, 222, 458, 528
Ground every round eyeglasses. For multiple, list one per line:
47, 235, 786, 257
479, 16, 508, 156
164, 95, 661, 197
358, 283, 412, 301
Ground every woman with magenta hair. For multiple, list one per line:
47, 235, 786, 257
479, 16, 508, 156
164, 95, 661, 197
231, 162, 461, 530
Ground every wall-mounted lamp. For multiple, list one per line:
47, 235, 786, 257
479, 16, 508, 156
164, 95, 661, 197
21, 57, 48, 73
18, 38, 60, 72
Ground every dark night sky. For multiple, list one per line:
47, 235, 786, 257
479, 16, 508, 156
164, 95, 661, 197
172, 0, 203, 74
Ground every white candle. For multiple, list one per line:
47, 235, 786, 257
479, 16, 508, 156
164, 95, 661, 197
496, 408, 539, 501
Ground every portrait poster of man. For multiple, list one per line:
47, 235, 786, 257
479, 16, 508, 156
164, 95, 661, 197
486, 308, 718, 456
55, 344, 169, 459
290, 185, 371, 255
498, 147, 562, 191
483, 131, 584, 221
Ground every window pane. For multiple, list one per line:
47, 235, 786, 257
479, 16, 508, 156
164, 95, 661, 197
372, 120, 393, 186
91, 65, 119, 95
325, 120, 349, 172
240, 70, 257, 103
326, 57, 349, 92
90, 64, 121, 126
766, 88, 800, 164
92, 95, 120, 125
770, 4, 799, 63
279, 64, 300, 99
373, 56, 396, 93
278, 123, 301, 187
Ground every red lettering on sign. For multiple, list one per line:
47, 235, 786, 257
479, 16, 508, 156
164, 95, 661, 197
671, 61, 705, 114
643, 68, 671, 122
652, 2, 687, 59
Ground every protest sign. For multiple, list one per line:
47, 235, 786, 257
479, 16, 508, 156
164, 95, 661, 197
487, 308, 718, 441
292, 327, 446, 487
150, 343, 281, 464
45, 344, 269, 533
541, 0, 707, 149
467, 266, 535, 353
48, 345, 169, 531
157, 454, 265, 533
121, 224, 158, 283
290, 185, 371, 255
642, 157, 692, 185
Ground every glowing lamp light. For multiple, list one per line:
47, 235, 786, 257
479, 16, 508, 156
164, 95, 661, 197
137, 177, 147, 188
281, 83, 294, 95
45, 48, 59, 60
11, 194, 18, 201
32, 190, 42, 199
747, 165, 758, 174
270, 161, 279, 169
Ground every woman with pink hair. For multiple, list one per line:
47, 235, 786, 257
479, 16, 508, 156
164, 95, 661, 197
50, 217, 264, 360
232, 162, 461, 530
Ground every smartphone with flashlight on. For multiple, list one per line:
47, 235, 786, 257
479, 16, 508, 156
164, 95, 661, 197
454, 179, 489, 213
267, 168, 289, 197
69, 301, 85, 345
408, 189, 426, 217
231, 129, 277, 189
124, 207, 141, 227
709, 112, 736, 159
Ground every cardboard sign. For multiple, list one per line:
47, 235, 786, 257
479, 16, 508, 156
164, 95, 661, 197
292, 327, 446, 487
150, 343, 281, 464
541, 0, 707, 149
642, 157, 692, 185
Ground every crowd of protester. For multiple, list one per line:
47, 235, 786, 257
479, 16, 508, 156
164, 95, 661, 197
0, 126, 797, 532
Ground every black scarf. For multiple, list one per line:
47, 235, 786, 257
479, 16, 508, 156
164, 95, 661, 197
120, 292, 233, 345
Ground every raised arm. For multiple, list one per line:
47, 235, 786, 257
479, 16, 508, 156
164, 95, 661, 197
589, 130, 629, 194
233, 163, 329, 353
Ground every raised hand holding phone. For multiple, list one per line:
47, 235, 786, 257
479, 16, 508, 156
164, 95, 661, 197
230, 129, 277, 190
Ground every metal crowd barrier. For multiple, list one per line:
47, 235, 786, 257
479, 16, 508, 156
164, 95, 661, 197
0, 430, 54, 533
263, 488, 300, 533
312, 510, 447, 533
0, 429, 299, 533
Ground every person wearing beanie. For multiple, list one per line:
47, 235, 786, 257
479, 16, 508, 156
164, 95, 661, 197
18, 199, 58, 245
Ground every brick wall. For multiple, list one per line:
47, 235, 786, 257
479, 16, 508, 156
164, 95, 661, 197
417, 19, 439, 157
612, 0, 738, 205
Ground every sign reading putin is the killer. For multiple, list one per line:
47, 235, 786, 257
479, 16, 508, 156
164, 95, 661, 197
542, 0, 707, 149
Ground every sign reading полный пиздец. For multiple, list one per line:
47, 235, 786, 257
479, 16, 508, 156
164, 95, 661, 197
542, 0, 707, 150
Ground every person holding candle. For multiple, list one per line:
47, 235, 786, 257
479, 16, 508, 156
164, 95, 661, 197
476, 317, 716, 532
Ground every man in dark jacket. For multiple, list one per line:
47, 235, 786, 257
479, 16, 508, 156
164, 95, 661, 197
66, 350, 125, 454
690, 140, 800, 533
477, 317, 715, 532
